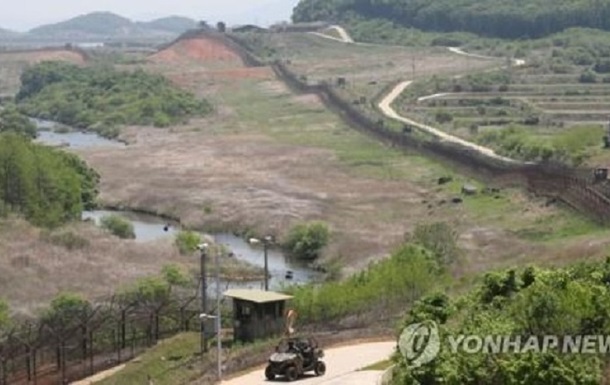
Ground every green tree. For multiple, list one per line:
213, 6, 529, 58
284, 221, 330, 260
0, 106, 37, 138
174, 231, 201, 255
100, 214, 135, 239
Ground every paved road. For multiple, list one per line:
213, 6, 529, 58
220, 341, 395, 385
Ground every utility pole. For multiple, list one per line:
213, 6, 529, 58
215, 246, 222, 380
263, 239, 269, 291
199, 244, 208, 354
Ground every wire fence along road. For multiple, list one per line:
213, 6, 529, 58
220, 341, 395, 385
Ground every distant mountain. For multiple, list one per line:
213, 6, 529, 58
26, 12, 197, 41
139, 16, 197, 33
0, 27, 17, 36
29, 12, 135, 38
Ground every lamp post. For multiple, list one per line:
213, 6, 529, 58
248, 235, 273, 291
196, 243, 209, 354
198, 242, 222, 380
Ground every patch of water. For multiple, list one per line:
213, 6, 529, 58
82, 210, 320, 289
32, 118, 125, 149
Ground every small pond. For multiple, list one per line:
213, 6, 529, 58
82, 210, 321, 291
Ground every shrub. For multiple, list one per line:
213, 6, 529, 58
100, 215, 135, 239
579, 69, 597, 83
174, 231, 201, 255
435, 110, 454, 124
283, 221, 330, 260
406, 222, 460, 266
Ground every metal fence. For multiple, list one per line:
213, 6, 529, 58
0, 293, 202, 385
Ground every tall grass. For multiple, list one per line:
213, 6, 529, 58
287, 244, 448, 324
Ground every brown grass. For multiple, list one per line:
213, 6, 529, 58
0, 49, 85, 95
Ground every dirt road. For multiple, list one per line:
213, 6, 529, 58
220, 341, 395, 385
309, 25, 355, 44
378, 80, 521, 164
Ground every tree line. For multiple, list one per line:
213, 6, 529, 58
392, 259, 610, 384
0, 129, 99, 227
16, 61, 212, 137
293, 0, 610, 39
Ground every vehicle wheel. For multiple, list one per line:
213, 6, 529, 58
285, 366, 298, 382
315, 361, 326, 376
265, 365, 275, 381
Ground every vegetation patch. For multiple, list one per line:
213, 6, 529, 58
283, 221, 330, 260
16, 61, 212, 137
287, 241, 449, 324
476, 124, 604, 165
0, 133, 99, 227
392, 259, 610, 384
100, 214, 136, 239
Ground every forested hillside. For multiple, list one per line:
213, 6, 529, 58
293, 0, 610, 38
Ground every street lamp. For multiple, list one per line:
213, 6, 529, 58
248, 235, 273, 291
196, 243, 209, 354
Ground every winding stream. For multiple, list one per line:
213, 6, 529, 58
34, 119, 320, 290
83, 210, 320, 291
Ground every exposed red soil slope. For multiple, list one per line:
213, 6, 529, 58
150, 36, 242, 64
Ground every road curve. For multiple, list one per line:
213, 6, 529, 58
378, 81, 522, 164
220, 341, 395, 385
309, 25, 355, 44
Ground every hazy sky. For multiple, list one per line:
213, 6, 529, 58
0, 0, 301, 31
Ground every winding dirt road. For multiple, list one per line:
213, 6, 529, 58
307, 26, 528, 165
378, 81, 521, 163
220, 341, 395, 385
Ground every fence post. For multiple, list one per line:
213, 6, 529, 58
32, 349, 37, 385
89, 331, 93, 375
120, 309, 126, 350
25, 345, 31, 381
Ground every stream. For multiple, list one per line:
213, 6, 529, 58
34, 119, 321, 290
83, 210, 321, 291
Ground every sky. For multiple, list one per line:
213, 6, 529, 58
0, 0, 301, 31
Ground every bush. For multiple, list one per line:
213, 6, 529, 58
579, 69, 597, 83
287, 243, 446, 324
174, 231, 201, 255
406, 222, 460, 266
100, 215, 135, 239
283, 221, 330, 260
435, 110, 453, 124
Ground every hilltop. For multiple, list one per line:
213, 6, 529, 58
26, 12, 198, 41
293, 0, 610, 39
137, 16, 197, 33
